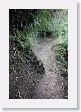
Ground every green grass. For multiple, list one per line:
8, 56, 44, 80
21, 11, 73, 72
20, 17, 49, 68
56, 43, 68, 77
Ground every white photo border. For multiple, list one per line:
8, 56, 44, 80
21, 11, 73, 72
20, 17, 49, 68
0, 0, 77, 108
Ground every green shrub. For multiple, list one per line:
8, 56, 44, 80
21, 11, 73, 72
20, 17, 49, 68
9, 9, 68, 76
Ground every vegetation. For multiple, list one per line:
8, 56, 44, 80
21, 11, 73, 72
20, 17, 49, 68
9, 9, 68, 99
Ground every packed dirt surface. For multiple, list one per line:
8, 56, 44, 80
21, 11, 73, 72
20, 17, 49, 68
32, 38, 64, 98
9, 38, 66, 99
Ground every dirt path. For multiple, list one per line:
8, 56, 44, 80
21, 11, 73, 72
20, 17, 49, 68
32, 39, 63, 99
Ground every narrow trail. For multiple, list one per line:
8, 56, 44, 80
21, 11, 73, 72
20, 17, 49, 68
32, 38, 63, 99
